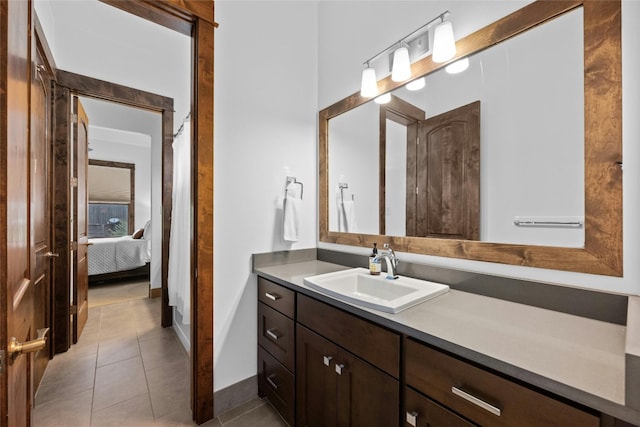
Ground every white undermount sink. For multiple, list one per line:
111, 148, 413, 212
303, 267, 449, 314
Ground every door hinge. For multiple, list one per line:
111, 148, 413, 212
70, 241, 78, 251
70, 305, 78, 315
0, 350, 5, 374
416, 186, 419, 195
71, 113, 78, 123
70, 177, 78, 187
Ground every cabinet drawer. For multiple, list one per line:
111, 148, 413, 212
258, 276, 295, 319
297, 294, 400, 378
258, 302, 295, 372
258, 346, 294, 426
405, 339, 599, 427
405, 387, 477, 427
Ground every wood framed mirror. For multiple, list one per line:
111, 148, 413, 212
319, 0, 622, 276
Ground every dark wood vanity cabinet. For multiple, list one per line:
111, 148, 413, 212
404, 338, 600, 427
257, 275, 615, 427
296, 324, 400, 427
257, 277, 296, 425
257, 275, 401, 426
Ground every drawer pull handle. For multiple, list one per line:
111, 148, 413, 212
265, 292, 280, 301
452, 386, 502, 417
335, 363, 344, 375
323, 355, 333, 367
266, 329, 280, 341
406, 411, 418, 426
266, 374, 278, 390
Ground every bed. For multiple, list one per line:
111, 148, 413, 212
88, 234, 151, 283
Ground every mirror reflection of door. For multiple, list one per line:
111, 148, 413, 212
411, 101, 480, 240
383, 98, 480, 240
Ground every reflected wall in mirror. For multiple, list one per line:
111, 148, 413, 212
319, 1, 622, 276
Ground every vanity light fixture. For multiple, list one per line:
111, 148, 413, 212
359, 10, 456, 94
374, 93, 391, 104
391, 44, 411, 82
406, 77, 426, 91
432, 19, 456, 63
445, 57, 469, 74
360, 63, 378, 97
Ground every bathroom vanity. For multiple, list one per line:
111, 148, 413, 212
254, 252, 637, 427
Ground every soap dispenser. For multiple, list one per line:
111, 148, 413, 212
369, 243, 381, 275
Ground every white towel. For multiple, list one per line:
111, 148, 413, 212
283, 183, 302, 241
338, 200, 357, 233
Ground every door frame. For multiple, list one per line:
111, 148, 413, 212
54, 69, 176, 334
46, 1, 215, 424
98, 3, 216, 422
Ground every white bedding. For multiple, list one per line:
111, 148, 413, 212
88, 236, 151, 276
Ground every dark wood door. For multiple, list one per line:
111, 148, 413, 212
405, 387, 477, 427
297, 325, 338, 427
31, 46, 54, 394
3, 0, 36, 425
72, 97, 89, 343
407, 101, 480, 240
336, 348, 399, 427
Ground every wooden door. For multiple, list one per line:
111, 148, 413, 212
3, 0, 36, 425
72, 97, 90, 343
336, 348, 399, 427
296, 325, 338, 427
407, 101, 480, 240
31, 46, 54, 394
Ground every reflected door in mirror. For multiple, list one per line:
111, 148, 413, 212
408, 101, 480, 240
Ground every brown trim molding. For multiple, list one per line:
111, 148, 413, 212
57, 70, 173, 112
319, 0, 622, 277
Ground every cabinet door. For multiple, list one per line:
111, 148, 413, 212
297, 325, 338, 427
336, 348, 400, 427
405, 387, 476, 427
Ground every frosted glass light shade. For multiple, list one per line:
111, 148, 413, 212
445, 57, 469, 74
374, 93, 391, 104
406, 77, 425, 91
433, 21, 456, 63
360, 67, 378, 97
391, 46, 411, 82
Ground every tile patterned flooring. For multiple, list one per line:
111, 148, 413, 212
33, 296, 287, 427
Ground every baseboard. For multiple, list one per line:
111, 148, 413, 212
149, 287, 161, 298
214, 375, 258, 417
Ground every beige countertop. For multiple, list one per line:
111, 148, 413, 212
255, 259, 633, 422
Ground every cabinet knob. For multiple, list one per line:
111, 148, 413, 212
406, 411, 418, 427
323, 355, 333, 367
335, 363, 345, 375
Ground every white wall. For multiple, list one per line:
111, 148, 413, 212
213, 1, 318, 391
318, 0, 640, 296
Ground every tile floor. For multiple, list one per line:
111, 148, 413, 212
33, 295, 287, 426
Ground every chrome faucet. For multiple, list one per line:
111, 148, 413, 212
376, 243, 399, 279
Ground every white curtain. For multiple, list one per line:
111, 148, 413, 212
168, 119, 191, 325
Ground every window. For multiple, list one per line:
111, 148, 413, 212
88, 160, 135, 238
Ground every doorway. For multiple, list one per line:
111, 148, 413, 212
34, 1, 214, 423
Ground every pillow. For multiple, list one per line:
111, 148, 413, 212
142, 220, 152, 240
132, 228, 144, 239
